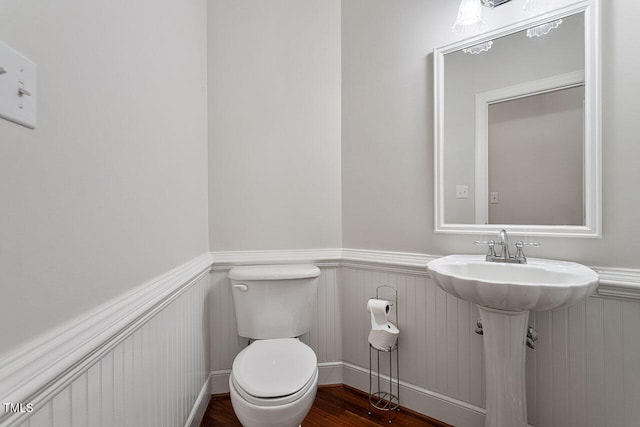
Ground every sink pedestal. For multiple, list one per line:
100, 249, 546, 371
427, 254, 599, 427
477, 306, 529, 427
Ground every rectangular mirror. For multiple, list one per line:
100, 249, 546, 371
434, 1, 601, 237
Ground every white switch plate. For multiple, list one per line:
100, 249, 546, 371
490, 192, 499, 204
0, 41, 36, 129
456, 185, 469, 199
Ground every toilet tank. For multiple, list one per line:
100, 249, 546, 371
229, 264, 320, 340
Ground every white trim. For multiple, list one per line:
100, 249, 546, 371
0, 253, 214, 412
210, 248, 438, 274
185, 373, 212, 427
210, 369, 232, 395
593, 266, 640, 300
210, 248, 640, 297
317, 361, 344, 385
341, 248, 436, 275
210, 248, 342, 269
342, 362, 487, 427
343, 362, 537, 427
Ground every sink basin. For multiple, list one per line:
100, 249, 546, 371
427, 255, 599, 312
428, 254, 599, 427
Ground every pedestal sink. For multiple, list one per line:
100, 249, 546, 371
427, 255, 599, 427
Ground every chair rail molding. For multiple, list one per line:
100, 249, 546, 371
210, 248, 640, 297
210, 248, 342, 269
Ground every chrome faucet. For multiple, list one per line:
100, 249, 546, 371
474, 229, 539, 264
496, 229, 510, 260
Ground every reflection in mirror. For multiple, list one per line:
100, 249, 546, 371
434, 4, 601, 237
487, 85, 584, 225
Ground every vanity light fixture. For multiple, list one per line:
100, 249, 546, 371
452, 0, 513, 34
481, 0, 513, 6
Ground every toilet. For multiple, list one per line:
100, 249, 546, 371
228, 264, 320, 427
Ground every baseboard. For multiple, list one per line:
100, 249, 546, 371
211, 361, 487, 427
210, 369, 232, 394
318, 361, 343, 385
341, 361, 486, 427
211, 362, 543, 427
185, 373, 212, 427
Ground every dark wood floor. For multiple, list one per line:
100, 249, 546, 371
200, 385, 452, 426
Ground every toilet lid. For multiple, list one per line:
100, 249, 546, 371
232, 338, 317, 398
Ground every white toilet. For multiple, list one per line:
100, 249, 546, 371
228, 264, 320, 427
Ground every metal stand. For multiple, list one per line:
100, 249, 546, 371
367, 285, 400, 424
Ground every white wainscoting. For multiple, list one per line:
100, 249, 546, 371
6, 248, 638, 427
0, 254, 213, 427
339, 251, 640, 427
210, 249, 640, 427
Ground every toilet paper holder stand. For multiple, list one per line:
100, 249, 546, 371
367, 285, 400, 424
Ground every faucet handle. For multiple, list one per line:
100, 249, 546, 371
475, 240, 498, 259
513, 241, 540, 263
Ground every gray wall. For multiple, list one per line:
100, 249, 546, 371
0, 0, 209, 357
3, 0, 639, 380
488, 87, 584, 225
342, 0, 640, 268
207, 0, 343, 251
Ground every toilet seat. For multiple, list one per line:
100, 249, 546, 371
231, 367, 318, 407
231, 338, 317, 406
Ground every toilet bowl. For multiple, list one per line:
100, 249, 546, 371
229, 338, 318, 427
228, 264, 320, 426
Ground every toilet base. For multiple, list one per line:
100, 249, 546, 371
229, 368, 318, 427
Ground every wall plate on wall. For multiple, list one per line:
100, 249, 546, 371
0, 41, 37, 129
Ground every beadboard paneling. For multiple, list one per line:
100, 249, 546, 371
9, 265, 211, 427
11, 248, 638, 426
340, 264, 640, 427
340, 266, 485, 408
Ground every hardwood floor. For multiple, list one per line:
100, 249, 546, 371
200, 385, 452, 426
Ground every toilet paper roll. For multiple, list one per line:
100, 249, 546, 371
367, 299, 391, 330
368, 322, 399, 351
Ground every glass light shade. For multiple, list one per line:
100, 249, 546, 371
452, 0, 483, 33
526, 19, 563, 37
523, 0, 543, 12
463, 40, 493, 54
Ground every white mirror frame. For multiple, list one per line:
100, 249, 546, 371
434, 1, 601, 238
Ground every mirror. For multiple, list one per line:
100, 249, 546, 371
434, 2, 601, 237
